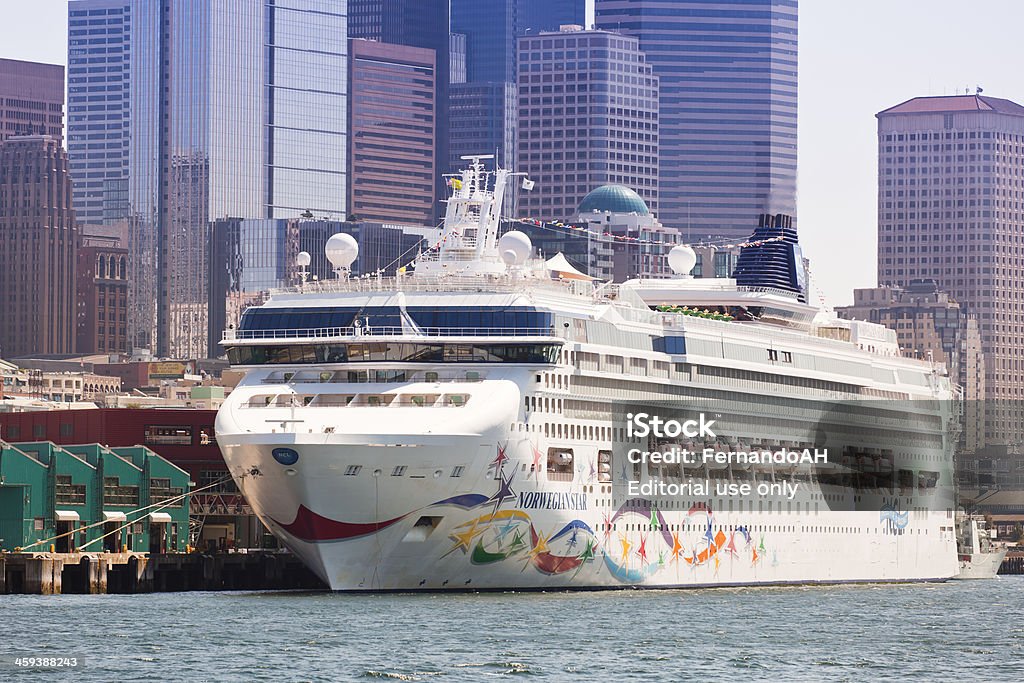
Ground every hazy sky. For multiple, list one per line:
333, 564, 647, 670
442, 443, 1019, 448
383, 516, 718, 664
2, 1, 1023, 307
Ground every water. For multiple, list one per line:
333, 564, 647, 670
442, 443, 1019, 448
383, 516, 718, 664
3, 580, 1023, 681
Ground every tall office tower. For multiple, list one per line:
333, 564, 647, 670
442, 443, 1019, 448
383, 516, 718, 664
349, 39, 437, 226
451, 1, 518, 84
448, 2, 518, 182
448, 2, 586, 206
517, 27, 658, 220
0, 59, 64, 143
449, 83, 517, 173
348, 0, 449, 215
595, 0, 798, 238
68, 0, 347, 359
0, 137, 79, 358
67, 1, 129, 225
877, 94, 1024, 452
518, 0, 587, 34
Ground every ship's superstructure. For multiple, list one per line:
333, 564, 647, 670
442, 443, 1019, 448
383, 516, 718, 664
215, 157, 959, 590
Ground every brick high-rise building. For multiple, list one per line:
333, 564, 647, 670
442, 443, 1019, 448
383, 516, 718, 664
0, 58, 64, 143
348, 0, 449, 217
595, 0, 798, 238
0, 136, 79, 358
517, 27, 658, 221
876, 94, 1024, 449
348, 39, 437, 226
76, 233, 130, 356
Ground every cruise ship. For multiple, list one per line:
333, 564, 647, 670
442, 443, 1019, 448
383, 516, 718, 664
215, 157, 959, 590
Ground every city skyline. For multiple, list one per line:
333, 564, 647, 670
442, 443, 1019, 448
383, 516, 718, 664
67, 0, 349, 360
2, 1, 1024, 308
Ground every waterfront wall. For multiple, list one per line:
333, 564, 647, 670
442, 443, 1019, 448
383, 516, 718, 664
0, 552, 325, 594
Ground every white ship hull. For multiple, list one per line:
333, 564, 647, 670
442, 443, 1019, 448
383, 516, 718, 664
218, 403, 959, 591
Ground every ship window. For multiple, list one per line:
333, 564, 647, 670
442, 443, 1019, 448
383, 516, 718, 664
547, 448, 573, 481
451, 466, 465, 477
238, 306, 553, 335
228, 343, 559, 366
344, 465, 362, 476
767, 349, 779, 361
598, 450, 612, 483
312, 394, 355, 407
144, 425, 192, 445
392, 466, 407, 477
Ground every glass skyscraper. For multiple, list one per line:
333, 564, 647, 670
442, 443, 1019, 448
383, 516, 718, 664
595, 0, 798, 239
67, 0, 130, 226
68, 0, 347, 359
448, 83, 517, 173
447, 1, 585, 178
451, 2, 518, 84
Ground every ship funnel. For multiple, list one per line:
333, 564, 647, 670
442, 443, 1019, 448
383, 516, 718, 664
731, 213, 806, 302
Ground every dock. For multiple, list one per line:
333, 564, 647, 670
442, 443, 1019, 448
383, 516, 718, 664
999, 549, 1024, 576
0, 551, 326, 594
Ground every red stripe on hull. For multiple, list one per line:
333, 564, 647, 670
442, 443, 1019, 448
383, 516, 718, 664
274, 505, 406, 542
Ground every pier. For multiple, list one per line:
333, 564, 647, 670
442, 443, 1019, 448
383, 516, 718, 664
999, 550, 1024, 576
0, 551, 326, 594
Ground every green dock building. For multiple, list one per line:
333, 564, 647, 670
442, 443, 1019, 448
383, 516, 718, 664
0, 441, 191, 554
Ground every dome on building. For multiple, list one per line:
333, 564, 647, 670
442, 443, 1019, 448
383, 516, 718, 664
576, 185, 650, 216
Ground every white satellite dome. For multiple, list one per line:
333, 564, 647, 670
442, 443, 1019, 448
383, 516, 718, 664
296, 251, 311, 267
668, 244, 697, 276
497, 230, 532, 265
325, 233, 358, 270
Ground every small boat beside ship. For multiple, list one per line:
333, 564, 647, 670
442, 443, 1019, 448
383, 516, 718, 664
955, 514, 1007, 580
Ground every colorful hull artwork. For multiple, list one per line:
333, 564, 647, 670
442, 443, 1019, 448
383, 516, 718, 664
270, 462, 768, 585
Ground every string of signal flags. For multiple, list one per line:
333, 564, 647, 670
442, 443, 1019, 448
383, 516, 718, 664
390, 215, 789, 275
505, 215, 789, 250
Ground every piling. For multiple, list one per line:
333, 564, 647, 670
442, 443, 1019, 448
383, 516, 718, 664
1, 551, 325, 594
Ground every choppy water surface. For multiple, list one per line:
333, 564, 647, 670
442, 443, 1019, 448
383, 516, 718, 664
3, 580, 1023, 681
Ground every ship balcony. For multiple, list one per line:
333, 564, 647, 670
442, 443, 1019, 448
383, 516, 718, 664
241, 391, 472, 410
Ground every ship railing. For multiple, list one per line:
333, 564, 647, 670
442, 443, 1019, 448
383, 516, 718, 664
735, 286, 803, 299
223, 326, 556, 341
269, 274, 582, 296
659, 313, 729, 330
